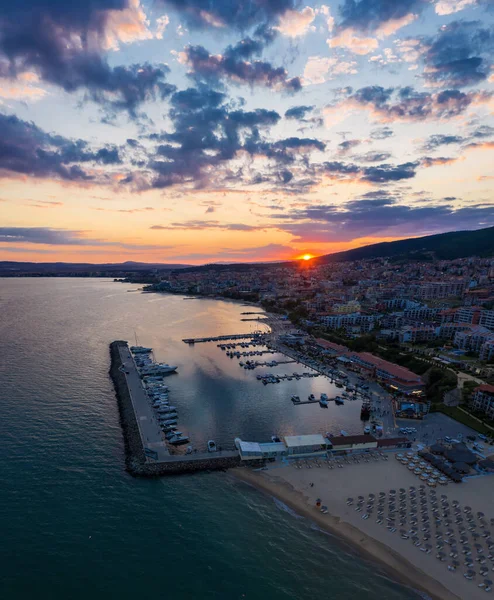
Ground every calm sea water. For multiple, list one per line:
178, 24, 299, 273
0, 278, 420, 599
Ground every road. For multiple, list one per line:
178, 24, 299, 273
118, 345, 170, 460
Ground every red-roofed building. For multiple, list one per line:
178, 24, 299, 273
471, 384, 494, 419
315, 338, 349, 356
349, 351, 424, 394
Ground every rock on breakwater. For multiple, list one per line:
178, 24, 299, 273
109, 341, 241, 476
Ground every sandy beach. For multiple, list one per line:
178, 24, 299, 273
231, 454, 494, 600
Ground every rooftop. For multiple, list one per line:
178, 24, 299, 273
284, 434, 327, 448
330, 434, 376, 446
476, 384, 494, 394
354, 352, 422, 383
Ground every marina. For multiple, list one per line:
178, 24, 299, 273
183, 333, 261, 344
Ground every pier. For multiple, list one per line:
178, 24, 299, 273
183, 333, 261, 344
109, 341, 241, 476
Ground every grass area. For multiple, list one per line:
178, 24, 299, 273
431, 404, 494, 435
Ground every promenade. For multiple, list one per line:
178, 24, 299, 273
117, 345, 170, 460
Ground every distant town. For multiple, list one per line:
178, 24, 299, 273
136, 255, 494, 433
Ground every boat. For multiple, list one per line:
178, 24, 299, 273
335, 382, 343, 388
140, 364, 178, 376
271, 435, 281, 443
319, 397, 328, 408
364, 425, 371, 434
335, 396, 345, 405
320, 393, 329, 401
291, 395, 300, 403
340, 430, 348, 436
308, 393, 315, 401
186, 445, 193, 455
165, 430, 182, 439
169, 434, 190, 446
360, 402, 371, 418
207, 440, 217, 452
130, 346, 152, 353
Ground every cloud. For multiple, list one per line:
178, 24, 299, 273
169, 243, 295, 262
435, 0, 478, 16
317, 159, 419, 184
337, 0, 424, 34
324, 85, 492, 124
422, 134, 465, 151
182, 42, 302, 92
0, 112, 122, 183
421, 21, 494, 88
276, 7, 316, 37
338, 139, 362, 153
270, 196, 494, 243
150, 221, 261, 231
328, 30, 379, 55
157, 0, 298, 30
0, 227, 103, 245
303, 56, 357, 84
370, 126, 394, 139
0, 1, 175, 117
285, 105, 315, 119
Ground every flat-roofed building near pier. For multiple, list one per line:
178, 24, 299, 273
284, 434, 329, 457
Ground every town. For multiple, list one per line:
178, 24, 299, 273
142, 255, 494, 434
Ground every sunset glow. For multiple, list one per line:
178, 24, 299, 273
0, 1, 492, 265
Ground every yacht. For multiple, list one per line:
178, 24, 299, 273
207, 440, 217, 452
308, 393, 315, 401
291, 395, 300, 403
165, 430, 182, 439
169, 434, 190, 446
335, 396, 345, 405
320, 393, 329, 401
140, 364, 178, 376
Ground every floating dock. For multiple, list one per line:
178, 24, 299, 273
183, 333, 261, 344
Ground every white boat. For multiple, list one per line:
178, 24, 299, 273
140, 364, 178, 376
291, 395, 300, 403
207, 440, 217, 452
169, 434, 190, 446
364, 425, 371, 434
340, 430, 348, 436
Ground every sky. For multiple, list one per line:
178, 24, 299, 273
0, 0, 493, 265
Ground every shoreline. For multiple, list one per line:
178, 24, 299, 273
230, 467, 460, 600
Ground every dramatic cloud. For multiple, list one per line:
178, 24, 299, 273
325, 85, 492, 124
158, 0, 298, 30
337, 0, 424, 34
318, 159, 419, 184
182, 41, 302, 92
421, 21, 494, 88
435, 0, 478, 16
0, 113, 121, 183
270, 196, 494, 243
422, 134, 464, 151
0, 1, 175, 116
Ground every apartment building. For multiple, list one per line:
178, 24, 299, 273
470, 384, 494, 419
455, 307, 481, 325
416, 282, 466, 300
399, 326, 436, 344
480, 310, 494, 331
454, 326, 494, 353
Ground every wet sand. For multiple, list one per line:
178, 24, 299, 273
231, 456, 494, 600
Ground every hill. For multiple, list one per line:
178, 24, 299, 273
0, 261, 190, 275
312, 226, 494, 264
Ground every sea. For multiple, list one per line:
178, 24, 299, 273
0, 278, 422, 600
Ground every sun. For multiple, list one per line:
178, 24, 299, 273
301, 254, 313, 261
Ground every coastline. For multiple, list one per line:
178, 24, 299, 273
230, 467, 460, 600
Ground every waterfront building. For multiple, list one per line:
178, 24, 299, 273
349, 352, 424, 394
283, 435, 330, 457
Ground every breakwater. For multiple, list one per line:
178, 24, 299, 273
109, 341, 241, 476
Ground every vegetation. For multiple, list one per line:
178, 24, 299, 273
423, 368, 458, 403
313, 225, 494, 264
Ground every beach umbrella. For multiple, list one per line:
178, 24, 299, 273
478, 512, 485, 518
490, 518, 494, 525
358, 495, 365, 500
484, 579, 493, 586
467, 570, 476, 577
465, 506, 472, 512
452, 560, 460, 567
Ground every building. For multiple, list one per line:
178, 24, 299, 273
480, 310, 494, 331
454, 326, 494, 353
480, 339, 494, 362
455, 307, 481, 325
235, 439, 288, 461
329, 435, 377, 452
399, 326, 436, 344
416, 281, 466, 300
470, 384, 494, 419
283, 434, 330, 457
350, 352, 424, 394
314, 338, 349, 356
